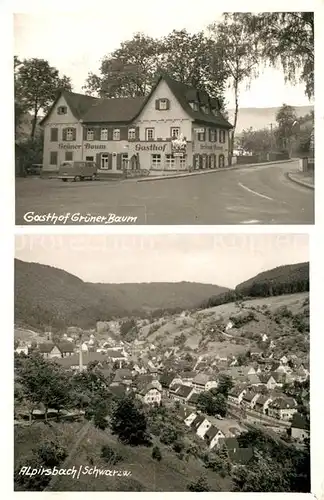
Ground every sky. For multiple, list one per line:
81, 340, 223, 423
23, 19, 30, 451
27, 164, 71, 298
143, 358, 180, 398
13, 9, 313, 109
15, 234, 309, 289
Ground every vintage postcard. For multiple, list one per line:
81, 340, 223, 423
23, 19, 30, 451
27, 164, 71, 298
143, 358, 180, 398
13, 9, 314, 225
13, 233, 312, 493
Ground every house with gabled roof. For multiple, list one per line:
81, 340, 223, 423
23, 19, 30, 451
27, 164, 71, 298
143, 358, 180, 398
40, 73, 232, 174
192, 373, 218, 392
241, 391, 260, 410
191, 414, 212, 439
228, 385, 247, 405
38, 341, 75, 359
204, 425, 225, 450
170, 384, 197, 403
136, 383, 162, 406
268, 397, 298, 421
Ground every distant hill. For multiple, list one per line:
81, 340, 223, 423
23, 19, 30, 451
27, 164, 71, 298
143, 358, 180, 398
14, 259, 228, 330
235, 262, 309, 297
228, 106, 314, 134
200, 262, 309, 310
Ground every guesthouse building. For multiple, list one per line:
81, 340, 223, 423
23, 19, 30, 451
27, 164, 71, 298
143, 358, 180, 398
40, 73, 232, 175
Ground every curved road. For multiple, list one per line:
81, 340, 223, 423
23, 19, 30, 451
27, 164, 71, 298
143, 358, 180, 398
16, 160, 314, 225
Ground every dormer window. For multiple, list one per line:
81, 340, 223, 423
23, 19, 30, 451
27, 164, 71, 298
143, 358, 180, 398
212, 109, 219, 116
201, 105, 209, 114
155, 98, 170, 110
190, 102, 199, 112
57, 106, 67, 115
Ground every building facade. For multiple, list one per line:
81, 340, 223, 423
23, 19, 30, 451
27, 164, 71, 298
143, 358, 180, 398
41, 74, 232, 174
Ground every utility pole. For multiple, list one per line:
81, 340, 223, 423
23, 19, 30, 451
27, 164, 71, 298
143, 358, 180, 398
269, 123, 273, 152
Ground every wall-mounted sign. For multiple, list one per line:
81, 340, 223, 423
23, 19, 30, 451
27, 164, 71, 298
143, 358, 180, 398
58, 143, 82, 150
84, 143, 107, 150
135, 144, 167, 152
199, 144, 224, 151
194, 128, 205, 133
171, 134, 187, 154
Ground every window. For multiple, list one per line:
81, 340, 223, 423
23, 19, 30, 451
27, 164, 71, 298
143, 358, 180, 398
156, 98, 169, 110
219, 130, 226, 143
146, 128, 155, 141
180, 155, 186, 170
65, 151, 73, 161
113, 129, 120, 141
87, 129, 94, 141
101, 154, 110, 170
151, 154, 161, 169
128, 128, 136, 140
201, 105, 209, 114
170, 127, 180, 139
57, 106, 67, 115
50, 128, 58, 142
190, 102, 199, 111
50, 152, 57, 165
210, 129, 216, 142
197, 129, 205, 141
101, 128, 108, 141
159, 99, 168, 110
66, 128, 74, 141
165, 154, 175, 169
86, 156, 94, 161
194, 155, 200, 169
202, 156, 207, 169
210, 155, 215, 169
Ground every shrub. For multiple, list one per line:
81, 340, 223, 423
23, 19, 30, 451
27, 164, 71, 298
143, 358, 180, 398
152, 445, 162, 461
101, 445, 123, 465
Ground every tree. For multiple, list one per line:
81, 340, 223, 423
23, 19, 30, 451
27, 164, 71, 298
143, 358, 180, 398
160, 29, 227, 106
83, 33, 161, 97
111, 397, 151, 446
216, 374, 234, 398
187, 474, 211, 492
15, 57, 72, 138
245, 13, 314, 99
239, 127, 274, 154
17, 354, 71, 422
275, 104, 298, 154
208, 14, 260, 156
197, 391, 227, 416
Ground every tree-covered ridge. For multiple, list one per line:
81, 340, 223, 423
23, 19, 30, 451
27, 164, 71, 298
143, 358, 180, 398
200, 262, 309, 309
14, 259, 228, 330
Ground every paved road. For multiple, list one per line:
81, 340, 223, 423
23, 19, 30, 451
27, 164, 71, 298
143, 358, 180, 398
15, 160, 314, 225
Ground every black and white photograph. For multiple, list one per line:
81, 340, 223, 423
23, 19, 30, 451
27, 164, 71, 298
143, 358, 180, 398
14, 8, 314, 225
14, 233, 311, 492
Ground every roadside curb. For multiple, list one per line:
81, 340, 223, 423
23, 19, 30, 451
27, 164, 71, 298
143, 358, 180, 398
136, 159, 298, 183
286, 172, 314, 190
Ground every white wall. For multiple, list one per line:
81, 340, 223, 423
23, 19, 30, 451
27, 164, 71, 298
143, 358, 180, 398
135, 79, 193, 140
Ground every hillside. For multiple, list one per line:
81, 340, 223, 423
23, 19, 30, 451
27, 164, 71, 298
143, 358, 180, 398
14, 259, 228, 330
138, 292, 309, 360
235, 262, 309, 297
228, 105, 313, 134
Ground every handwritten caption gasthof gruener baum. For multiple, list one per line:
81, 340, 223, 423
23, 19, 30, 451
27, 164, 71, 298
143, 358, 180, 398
23, 212, 138, 224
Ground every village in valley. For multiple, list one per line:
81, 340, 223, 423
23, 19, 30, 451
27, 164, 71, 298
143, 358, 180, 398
14, 269, 310, 492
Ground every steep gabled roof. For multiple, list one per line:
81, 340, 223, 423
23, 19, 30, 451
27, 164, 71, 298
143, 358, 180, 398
81, 96, 146, 123
174, 384, 193, 398
205, 425, 223, 441
40, 90, 98, 125
161, 73, 233, 129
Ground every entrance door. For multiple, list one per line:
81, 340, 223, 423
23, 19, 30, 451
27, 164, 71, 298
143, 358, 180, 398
219, 154, 225, 168
101, 154, 109, 170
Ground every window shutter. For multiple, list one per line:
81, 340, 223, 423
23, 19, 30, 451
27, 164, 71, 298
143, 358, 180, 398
95, 127, 100, 141
155, 99, 160, 110
120, 127, 128, 140
72, 128, 77, 141
166, 99, 170, 110
62, 128, 67, 141
108, 153, 113, 170
116, 153, 122, 170
96, 153, 101, 169
83, 127, 87, 140
50, 128, 58, 142
135, 127, 140, 140
208, 129, 212, 142
108, 128, 113, 141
